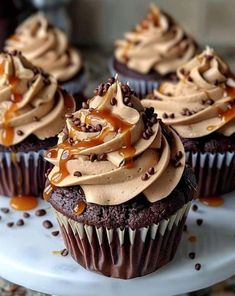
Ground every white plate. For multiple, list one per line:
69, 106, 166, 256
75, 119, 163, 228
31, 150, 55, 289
0, 192, 235, 296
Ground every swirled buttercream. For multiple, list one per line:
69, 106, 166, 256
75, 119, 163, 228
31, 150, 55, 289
5, 13, 82, 82
115, 4, 197, 75
143, 47, 235, 138
45, 78, 186, 205
0, 51, 75, 146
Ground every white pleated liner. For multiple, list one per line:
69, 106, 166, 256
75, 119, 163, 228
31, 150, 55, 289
108, 59, 159, 98
56, 202, 191, 246
186, 151, 235, 196
0, 150, 49, 197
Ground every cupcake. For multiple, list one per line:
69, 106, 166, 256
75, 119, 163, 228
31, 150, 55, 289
110, 4, 197, 98
143, 47, 235, 197
0, 51, 75, 199
44, 77, 196, 279
4, 12, 87, 107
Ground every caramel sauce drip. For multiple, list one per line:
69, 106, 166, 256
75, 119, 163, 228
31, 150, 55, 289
10, 195, 38, 211
219, 87, 235, 123
43, 183, 55, 201
74, 201, 86, 215
199, 196, 224, 207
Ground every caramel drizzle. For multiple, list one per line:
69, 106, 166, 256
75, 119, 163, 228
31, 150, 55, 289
47, 108, 136, 186
0, 62, 23, 146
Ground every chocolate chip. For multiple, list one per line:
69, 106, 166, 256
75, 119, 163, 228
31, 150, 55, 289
16, 219, 24, 226
163, 113, 168, 119
97, 154, 107, 161
65, 113, 73, 119
90, 154, 97, 162
176, 151, 183, 159
1, 208, 9, 214
146, 127, 153, 136
33, 116, 39, 121
110, 97, 117, 106
108, 77, 115, 84
82, 102, 89, 109
74, 119, 81, 126
195, 263, 201, 271
196, 219, 203, 226
206, 98, 214, 105
81, 126, 88, 132
148, 167, 155, 175
189, 252, 195, 259
123, 97, 130, 104
141, 173, 149, 181
16, 130, 24, 136
7, 222, 14, 227
51, 230, 59, 237
127, 102, 133, 108
23, 212, 30, 218
43, 220, 53, 229
36, 209, 47, 217
74, 171, 82, 177
192, 204, 198, 212
142, 131, 149, 140
61, 248, 69, 257
169, 113, 175, 119
96, 124, 102, 131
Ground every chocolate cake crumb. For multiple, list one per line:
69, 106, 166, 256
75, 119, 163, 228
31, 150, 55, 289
189, 252, 196, 259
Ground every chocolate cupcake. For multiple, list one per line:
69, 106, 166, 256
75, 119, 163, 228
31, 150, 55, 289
45, 77, 196, 279
0, 51, 75, 199
143, 47, 235, 197
4, 13, 87, 107
110, 4, 197, 98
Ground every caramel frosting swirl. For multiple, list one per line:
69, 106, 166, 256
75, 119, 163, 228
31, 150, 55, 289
45, 78, 185, 206
5, 13, 82, 82
0, 51, 75, 146
115, 4, 197, 75
143, 47, 235, 138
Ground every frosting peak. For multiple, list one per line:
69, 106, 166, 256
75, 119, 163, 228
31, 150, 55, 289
143, 47, 235, 138
45, 77, 186, 206
5, 13, 82, 82
115, 4, 197, 75
0, 51, 75, 146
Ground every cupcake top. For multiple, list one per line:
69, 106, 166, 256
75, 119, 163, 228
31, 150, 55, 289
114, 4, 197, 76
143, 47, 235, 138
45, 77, 186, 206
5, 13, 82, 82
0, 51, 75, 147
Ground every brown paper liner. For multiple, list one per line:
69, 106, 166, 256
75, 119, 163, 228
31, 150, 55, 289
0, 150, 51, 198
55, 202, 191, 279
186, 151, 235, 197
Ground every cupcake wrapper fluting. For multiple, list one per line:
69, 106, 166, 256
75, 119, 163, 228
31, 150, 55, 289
186, 151, 235, 197
0, 150, 51, 198
55, 202, 191, 279
109, 59, 159, 98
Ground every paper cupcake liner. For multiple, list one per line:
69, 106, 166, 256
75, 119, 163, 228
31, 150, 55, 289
186, 151, 235, 197
109, 59, 159, 98
0, 150, 51, 198
55, 202, 191, 279
61, 66, 89, 96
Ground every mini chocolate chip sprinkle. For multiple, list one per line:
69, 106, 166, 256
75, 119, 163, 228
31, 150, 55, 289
110, 97, 117, 106
65, 113, 73, 119
16, 219, 24, 226
96, 124, 102, 131
43, 220, 53, 229
148, 167, 155, 175
206, 98, 214, 105
162, 113, 168, 119
52, 230, 60, 237
192, 204, 198, 211
81, 126, 88, 132
33, 116, 39, 121
82, 102, 89, 109
127, 102, 133, 107
142, 131, 149, 140
90, 154, 97, 162
16, 130, 24, 136
74, 171, 82, 177
176, 151, 183, 159
196, 219, 203, 226
123, 97, 130, 104
7, 222, 14, 227
89, 107, 94, 112
108, 77, 115, 84
141, 173, 149, 181
23, 212, 30, 218
195, 263, 201, 271
174, 162, 182, 168
61, 248, 69, 257
35, 209, 47, 217
68, 137, 74, 145
169, 113, 175, 119
74, 119, 81, 126
189, 252, 196, 259
98, 153, 107, 161
1, 207, 9, 214
201, 99, 206, 105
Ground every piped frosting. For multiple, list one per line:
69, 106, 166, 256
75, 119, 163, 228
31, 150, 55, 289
115, 4, 197, 75
0, 51, 75, 146
45, 77, 185, 206
143, 47, 235, 138
5, 13, 82, 82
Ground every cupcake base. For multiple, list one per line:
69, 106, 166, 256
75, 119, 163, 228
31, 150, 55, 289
55, 202, 190, 279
